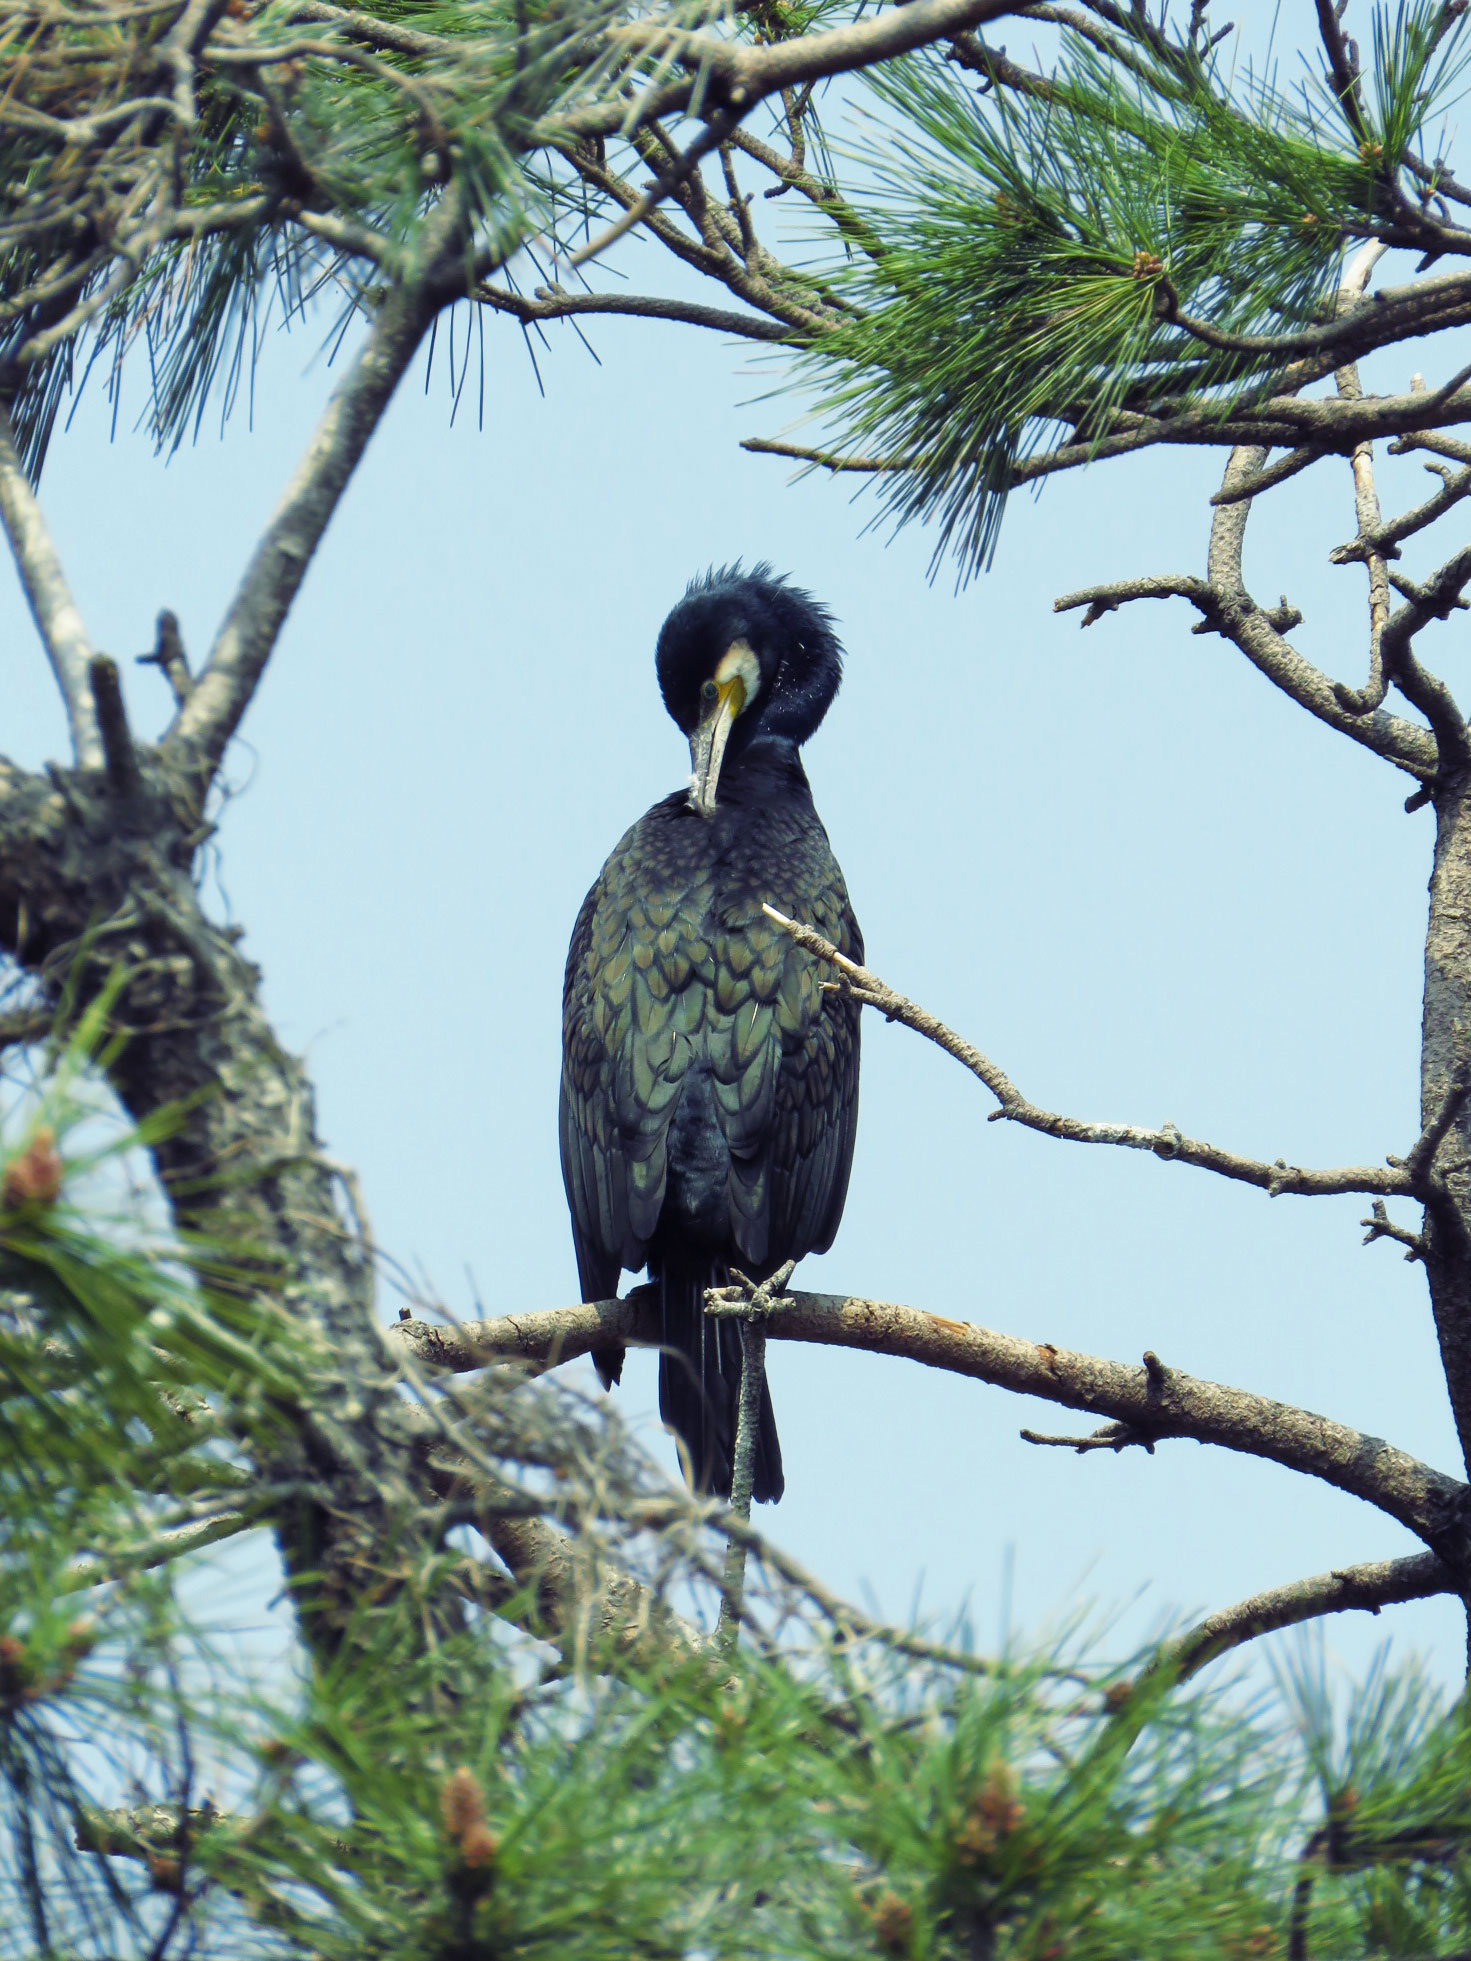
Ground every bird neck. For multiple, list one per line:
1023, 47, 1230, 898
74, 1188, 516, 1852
717, 734, 811, 805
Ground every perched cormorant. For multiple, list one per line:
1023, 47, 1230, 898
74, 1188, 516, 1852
559, 566, 863, 1504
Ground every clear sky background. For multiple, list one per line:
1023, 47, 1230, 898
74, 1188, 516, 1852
3, 2, 1466, 1691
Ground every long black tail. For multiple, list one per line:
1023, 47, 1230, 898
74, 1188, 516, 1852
654, 1259, 784, 1504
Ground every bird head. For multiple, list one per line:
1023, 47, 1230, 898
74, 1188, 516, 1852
655, 565, 843, 817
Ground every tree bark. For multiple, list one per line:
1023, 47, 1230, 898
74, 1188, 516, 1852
0, 749, 454, 1665
1420, 779, 1471, 1656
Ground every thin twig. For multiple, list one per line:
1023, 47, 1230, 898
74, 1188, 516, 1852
1020, 1421, 1155, 1453
136, 609, 191, 709
741, 435, 903, 472
477, 281, 792, 343
759, 907, 1418, 1199
1361, 1199, 1426, 1262
1330, 245, 1393, 715
60, 1510, 255, 1593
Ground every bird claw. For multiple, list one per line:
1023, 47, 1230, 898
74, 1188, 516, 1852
704, 1259, 798, 1321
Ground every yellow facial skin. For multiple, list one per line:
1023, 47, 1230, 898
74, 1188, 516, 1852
688, 640, 762, 816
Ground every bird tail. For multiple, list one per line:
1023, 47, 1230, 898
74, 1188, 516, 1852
654, 1258, 784, 1504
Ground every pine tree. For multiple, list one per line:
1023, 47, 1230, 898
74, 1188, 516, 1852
5, 0, 1471, 1949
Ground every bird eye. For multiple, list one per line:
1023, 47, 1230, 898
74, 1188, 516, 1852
700, 679, 718, 705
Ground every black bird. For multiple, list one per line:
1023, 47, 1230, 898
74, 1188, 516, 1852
559, 567, 863, 1503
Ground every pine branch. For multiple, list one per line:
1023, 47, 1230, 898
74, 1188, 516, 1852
1149, 1551, 1456, 1684
387, 1296, 1471, 1561
562, 0, 1029, 141
477, 282, 794, 341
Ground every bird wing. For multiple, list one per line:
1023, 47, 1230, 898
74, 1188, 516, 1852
560, 801, 712, 1279
764, 857, 863, 1265
559, 881, 624, 1301
709, 807, 863, 1272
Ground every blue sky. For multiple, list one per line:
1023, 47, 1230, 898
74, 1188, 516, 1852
3, 26, 1466, 1687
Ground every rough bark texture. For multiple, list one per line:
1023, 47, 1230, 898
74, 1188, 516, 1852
0, 748, 449, 1660
1423, 782, 1471, 1482
390, 1294, 1471, 1568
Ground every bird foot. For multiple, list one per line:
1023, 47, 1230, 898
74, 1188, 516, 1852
703, 1259, 797, 1322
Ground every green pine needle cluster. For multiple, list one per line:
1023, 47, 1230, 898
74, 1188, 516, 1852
2, 1033, 1471, 1956
0, 0, 733, 473
801, 0, 1471, 574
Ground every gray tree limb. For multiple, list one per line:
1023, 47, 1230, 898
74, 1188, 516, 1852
1204, 446, 1440, 779
0, 403, 101, 768
476, 282, 793, 342
1160, 1551, 1455, 1686
386, 1296, 1471, 1566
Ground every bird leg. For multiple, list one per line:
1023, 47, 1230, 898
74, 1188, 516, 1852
703, 1259, 797, 1322
709, 1260, 796, 1652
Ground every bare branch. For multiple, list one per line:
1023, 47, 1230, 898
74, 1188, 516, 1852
1314, 0, 1371, 149
741, 435, 903, 472
1401, 1067, 1471, 1188
1393, 428, 1471, 467
1330, 248, 1393, 717
60, 1509, 255, 1594
1149, 1552, 1457, 1686
1379, 545, 1471, 776
1020, 1420, 1155, 1452
476, 1511, 709, 1667
88, 657, 144, 802
0, 403, 100, 767
759, 906, 1418, 1199
477, 281, 793, 343
136, 609, 192, 709
1205, 447, 1439, 779
1362, 1199, 1426, 1262
724, 124, 875, 242
387, 1298, 1471, 1554
558, 139, 837, 336
283, 0, 457, 59
1008, 378, 1471, 496
743, 367, 1471, 510
568, 112, 738, 272
1332, 455, 1471, 563
1054, 574, 1302, 634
